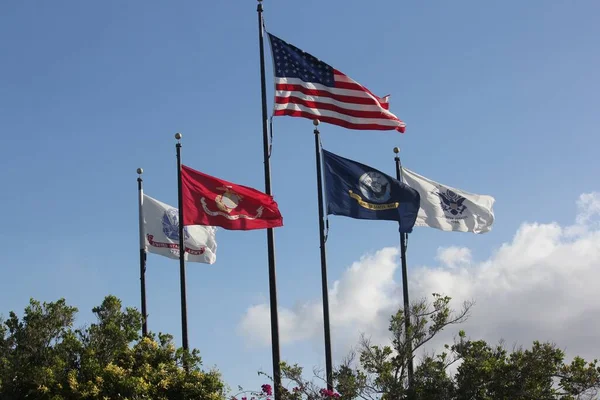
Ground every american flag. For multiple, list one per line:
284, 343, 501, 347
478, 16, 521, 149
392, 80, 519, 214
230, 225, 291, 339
267, 33, 406, 133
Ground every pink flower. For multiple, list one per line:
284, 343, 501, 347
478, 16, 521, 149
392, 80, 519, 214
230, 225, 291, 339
319, 388, 341, 398
261, 384, 273, 396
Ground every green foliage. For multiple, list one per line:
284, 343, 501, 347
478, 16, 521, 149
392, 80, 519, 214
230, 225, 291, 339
334, 362, 367, 400
0, 296, 225, 400
328, 294, 600, 400
348, 293, 472, 399
412, 354, 454, 400
453, 339, 600, 400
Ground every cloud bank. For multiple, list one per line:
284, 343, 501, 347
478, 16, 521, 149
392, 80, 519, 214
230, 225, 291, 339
238, 193, 600, 361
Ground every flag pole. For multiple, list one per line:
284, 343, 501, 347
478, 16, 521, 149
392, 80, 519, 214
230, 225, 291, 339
313, 119, 334, 390
137, 167, 148, 337
175, 133, 189, 352
257, 1, 282, 397
393, 147, 414, 391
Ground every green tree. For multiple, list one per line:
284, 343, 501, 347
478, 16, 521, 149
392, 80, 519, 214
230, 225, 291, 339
0, 295, 225, 400
353, 293, 472, 400
341, 294, 600, 400
249, 294, 600, 400
453, 338, 600, 400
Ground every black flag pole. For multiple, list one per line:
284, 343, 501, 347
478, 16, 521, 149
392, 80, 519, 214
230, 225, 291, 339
313, 120, 334, 390
137, 168, 148, 337
175, 133, 189, 352
257, 1, 282, 398
393, 147, 414, 391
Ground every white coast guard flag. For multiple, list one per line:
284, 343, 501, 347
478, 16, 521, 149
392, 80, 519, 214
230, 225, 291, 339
401, 168, 495, 234
142, 194, 217, 264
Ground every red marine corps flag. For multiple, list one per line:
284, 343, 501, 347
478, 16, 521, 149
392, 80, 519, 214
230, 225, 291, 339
181, 165, 283, 230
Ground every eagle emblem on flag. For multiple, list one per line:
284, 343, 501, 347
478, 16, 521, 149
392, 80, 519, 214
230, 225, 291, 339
437, 189, 467, 216
358, 172, 391, 203
161, 208, 189, 241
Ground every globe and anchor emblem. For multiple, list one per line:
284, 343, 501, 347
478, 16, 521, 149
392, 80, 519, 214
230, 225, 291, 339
215, 186, 243, 213
358, 171, 391, 203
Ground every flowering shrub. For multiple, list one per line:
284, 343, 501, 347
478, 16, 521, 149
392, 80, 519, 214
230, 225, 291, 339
231, 382, 342, 400
0, 296, 227, 400
318, 388, 341, 398
229, 361, 348, 399
262, 384, 273, 396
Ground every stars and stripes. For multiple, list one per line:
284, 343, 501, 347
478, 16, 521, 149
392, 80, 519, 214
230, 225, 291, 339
267, 33, 406, 133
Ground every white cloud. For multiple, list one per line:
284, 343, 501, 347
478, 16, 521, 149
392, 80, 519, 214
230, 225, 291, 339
436, 246, 472, 268
238, 247, 402, 352
238, 192, 600, 363
576, 192, 600, 226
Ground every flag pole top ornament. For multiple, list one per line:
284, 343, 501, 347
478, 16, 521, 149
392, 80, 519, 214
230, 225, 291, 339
313, 119, 320, 127
393, 147, 400, 154
137, 167, 143, 175
175, 132, 182, 141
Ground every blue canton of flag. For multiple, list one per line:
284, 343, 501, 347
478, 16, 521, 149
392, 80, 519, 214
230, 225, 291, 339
269, 33, 335, 85
323, 149, 420, 232
267, 33, 407, 132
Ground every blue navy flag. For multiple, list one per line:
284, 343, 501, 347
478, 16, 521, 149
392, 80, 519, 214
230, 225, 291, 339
322, 149, 420, 233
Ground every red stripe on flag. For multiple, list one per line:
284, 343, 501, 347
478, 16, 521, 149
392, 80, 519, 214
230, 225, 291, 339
275, 96, 400, 120
333, 70, 390, 109
276, 84, 381, 106
273, 109, 405, 133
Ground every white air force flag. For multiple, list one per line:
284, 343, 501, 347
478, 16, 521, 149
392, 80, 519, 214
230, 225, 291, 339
401, 168, 495, 234
142, 194, 217, 264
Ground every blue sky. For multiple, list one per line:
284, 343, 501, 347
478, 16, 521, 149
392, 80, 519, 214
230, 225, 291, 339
1, 0, 599, 394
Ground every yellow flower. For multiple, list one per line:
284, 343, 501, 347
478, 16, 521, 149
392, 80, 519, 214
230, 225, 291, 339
37, 384, 49, 393
159, 378, 171, 389
67, 370, 79, 390
141, 336, 159, 349
105, 362, 126, 376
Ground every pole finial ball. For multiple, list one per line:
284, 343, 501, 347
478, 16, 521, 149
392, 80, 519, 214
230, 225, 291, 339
175, 132, 182, 140
393, 147, 400, 154
137, 168, 143, 175
313, 119, 320, 126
